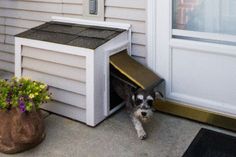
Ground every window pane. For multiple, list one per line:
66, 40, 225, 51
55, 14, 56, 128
173, 0, 236, 35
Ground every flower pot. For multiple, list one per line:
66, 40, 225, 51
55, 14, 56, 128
0, 108, 45, 154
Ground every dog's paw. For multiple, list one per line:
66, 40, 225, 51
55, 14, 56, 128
138, 130, 147, 140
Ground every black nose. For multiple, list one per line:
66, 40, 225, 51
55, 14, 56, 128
141, 112, 147, 117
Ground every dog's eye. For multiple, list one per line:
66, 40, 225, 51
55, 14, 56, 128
136, 99, 143, 105
147, 100, 153, 106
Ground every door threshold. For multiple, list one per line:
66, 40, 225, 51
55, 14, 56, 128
155, 100, 236, 132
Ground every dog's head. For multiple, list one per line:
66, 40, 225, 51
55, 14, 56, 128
131, 91, 155, 123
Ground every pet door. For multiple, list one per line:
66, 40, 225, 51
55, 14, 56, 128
109, 64, 138, 112
108, 50, 165, 114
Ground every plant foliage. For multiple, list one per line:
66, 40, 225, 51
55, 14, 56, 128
0, 77, 51, 112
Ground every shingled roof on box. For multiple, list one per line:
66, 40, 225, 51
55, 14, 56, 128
16, 21, 125, 49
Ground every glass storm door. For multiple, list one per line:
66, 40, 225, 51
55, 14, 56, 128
155, 0, 236, 116
172, 0, 236, 44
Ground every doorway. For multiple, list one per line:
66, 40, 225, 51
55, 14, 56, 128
152, 0, 236, 117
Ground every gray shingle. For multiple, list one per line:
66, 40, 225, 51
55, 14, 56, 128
16, 22, 125, 50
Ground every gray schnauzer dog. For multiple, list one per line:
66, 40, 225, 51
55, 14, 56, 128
111, 76, 162, 140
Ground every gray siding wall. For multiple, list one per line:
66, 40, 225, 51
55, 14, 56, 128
0, 0, 146, 72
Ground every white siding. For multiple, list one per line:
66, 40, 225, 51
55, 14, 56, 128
105, 0, 147, 64
0, 0, 147, 72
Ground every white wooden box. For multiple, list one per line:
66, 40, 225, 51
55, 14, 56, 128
15, 17, 131, 126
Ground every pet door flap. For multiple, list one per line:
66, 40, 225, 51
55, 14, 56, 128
110, 50, 163, 90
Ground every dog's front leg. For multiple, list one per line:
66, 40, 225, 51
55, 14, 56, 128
131, 116, 147, 140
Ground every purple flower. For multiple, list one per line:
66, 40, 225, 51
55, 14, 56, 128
6, 98, 11, 103
19, 101, 26, 112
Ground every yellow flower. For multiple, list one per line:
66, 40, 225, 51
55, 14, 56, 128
35, 92, 39, 96
40, 84, 46, 89
45, 96, 50, 100
23, 77, 31, 80
29, 94, 35, 99
12, 76, 18, 81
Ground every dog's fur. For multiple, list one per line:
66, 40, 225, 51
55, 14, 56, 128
112, 77, 160, 140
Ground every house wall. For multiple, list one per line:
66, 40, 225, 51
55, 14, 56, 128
0, 0, 146, 73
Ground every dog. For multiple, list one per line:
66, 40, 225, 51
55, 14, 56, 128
111, 76, 162, 140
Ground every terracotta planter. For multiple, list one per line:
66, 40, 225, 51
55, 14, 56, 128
0, 108, 45, 154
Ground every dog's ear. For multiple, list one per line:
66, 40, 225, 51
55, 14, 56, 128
131, 94, 137, 104
132, 94, 136, 101
154, 91, 164, 100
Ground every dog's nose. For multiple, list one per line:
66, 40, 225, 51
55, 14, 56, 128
141, 112, 147, 117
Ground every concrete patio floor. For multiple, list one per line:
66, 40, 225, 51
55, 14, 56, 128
1, 71, 236, 157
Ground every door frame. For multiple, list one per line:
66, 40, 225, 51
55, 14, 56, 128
147, 0, 236, 130
147, 0, 236, 117
147, 0, 171, 97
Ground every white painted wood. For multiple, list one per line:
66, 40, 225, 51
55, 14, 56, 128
52, 16, 131, 30
103, 41, 130, 116
92, 48, 106, 125
22, 69, 86, 95
41, 101, 86, 123
170, 39, 236, 57
50, 87, 86, 109
104, 51, 110, 117
15, 38, 22, 77
22, 46, 86, 68
15, 37, 94, 55
147, 0, 157, 71
103, 32, 129, 53
22, 57, 86, 82
155, 0, 171, 96
85, 52, 95, 126
173, 29, 236, 43
15, 17, 131, 126
170, 47, 236, 117
105, 41, 129, 56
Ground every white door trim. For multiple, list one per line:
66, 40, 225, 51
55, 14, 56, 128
147, 0, 172, 95
147, 0, 157, 71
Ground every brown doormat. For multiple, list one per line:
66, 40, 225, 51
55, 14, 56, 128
182, 128, 236, 157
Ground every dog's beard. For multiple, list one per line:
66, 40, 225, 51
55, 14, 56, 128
134, 109, 153, 123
